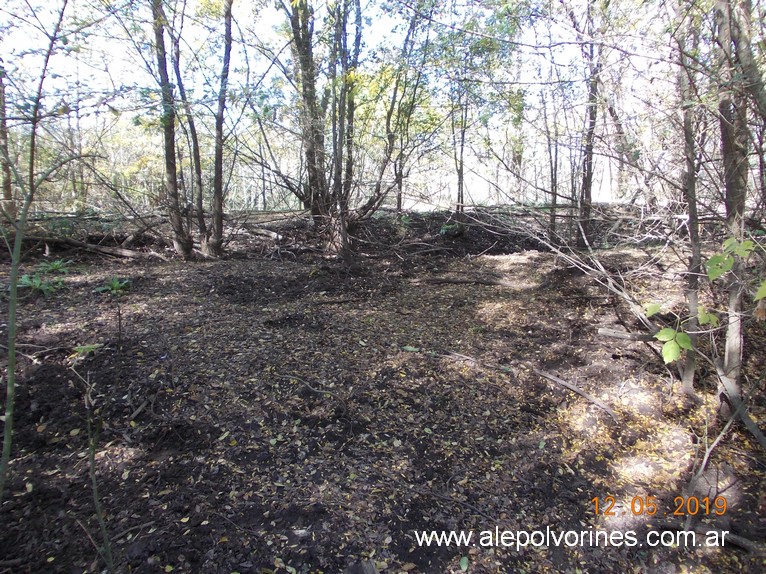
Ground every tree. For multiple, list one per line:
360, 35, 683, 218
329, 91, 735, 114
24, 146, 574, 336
728, 0, 766, 119
282, 0, 328, 222
674, 0, 702, 396
429, 1, 521, 214
562, 0, 603, 247
1, 0, 70, 506
0, 58, 12, 218
165, 0, 207, 252
715, 0, 750, 416
280, 0, 403, 254
324, 0, 362, 253
150, 0, 192, 258
208, 0, 234, 257
376, 7, 439, 215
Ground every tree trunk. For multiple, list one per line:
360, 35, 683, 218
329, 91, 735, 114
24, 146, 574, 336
758, 124, 766, 210
566, 0, 602, 248
151, 0, 192, 258
0, 59, 14, 219
168, 15, 207, 245
676, 3, 701, 396
204, 0, 233, 257
728, 0, 766, 120
578, 44, 599, 248
451, 91, 468, 214
1, 0, 68, 507
717, 0, 749, 413
541, 90, 558, 240
286, 0, 328, 224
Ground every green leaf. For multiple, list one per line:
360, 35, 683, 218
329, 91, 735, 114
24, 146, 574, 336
402, 345, 420, 352
662, 340, 681, 364
460, 556, 469, 571
655, 327, 676, 342
707, 254, 733, 281
676, 332, 693, 350
94, 277, 130, 295
722, 237, 738, 253
644, 303, 662, 318
755, 280, 766, 302
698, 309, 719, 327
734, 240, 754, 257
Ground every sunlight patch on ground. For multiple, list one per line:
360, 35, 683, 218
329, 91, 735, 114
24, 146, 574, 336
613, 455, 664, 484
565, 403, 611, 434
94, 445, 143, 475
480, 252, 549, 290
613, 382, 662, 416
475, 300, 526, 328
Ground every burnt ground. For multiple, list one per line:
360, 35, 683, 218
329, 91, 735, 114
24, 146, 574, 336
1, 211, 765, 574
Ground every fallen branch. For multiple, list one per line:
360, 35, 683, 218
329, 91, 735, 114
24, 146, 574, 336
597, 327, 657, 341
24, 236, 167, 260
533, 367, 618, 422
121, 220, 164, 249
241, 224, 282, 241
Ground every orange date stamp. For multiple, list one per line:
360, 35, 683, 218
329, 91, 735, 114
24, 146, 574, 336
592, 495, 728, 517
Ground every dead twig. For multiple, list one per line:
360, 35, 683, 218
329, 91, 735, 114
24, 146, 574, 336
597, 327, 656, 341
113, 520, 156, 540
275, 374, 347, 416
532, 367, 618, 422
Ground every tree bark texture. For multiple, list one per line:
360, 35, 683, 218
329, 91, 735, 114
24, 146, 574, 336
0, 60, 15, 218
205, 0, 234, 257
716, 0, 748, 411
151, 0, 192, 258
676, 2, 701, 395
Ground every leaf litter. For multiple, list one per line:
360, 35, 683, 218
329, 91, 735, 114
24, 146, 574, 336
1, 226, 765, 574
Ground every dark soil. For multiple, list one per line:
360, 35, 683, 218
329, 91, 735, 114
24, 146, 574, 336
1, 211, 765, 574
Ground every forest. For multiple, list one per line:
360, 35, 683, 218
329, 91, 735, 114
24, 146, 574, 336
1, 0, 766, 572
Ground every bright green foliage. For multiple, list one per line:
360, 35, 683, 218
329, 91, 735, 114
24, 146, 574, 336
67, 344, 103, 366
17, 274, 64, 298
706, 254, 734, 281
71, 343, 103, 356
644, 302, 662, 317
655, 327, 693, 364
36, 259, 73, 274
755, 281, 766, 302
707, 238, 764, 304
707, 238, 754, 280
676, 332, 692, 349
698, 307, 720, 327
655, 327, 676, 342
723, 237, 754, 257
94, 277, 130, 295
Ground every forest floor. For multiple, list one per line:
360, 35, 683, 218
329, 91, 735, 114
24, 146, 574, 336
1, 211, 765, 574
